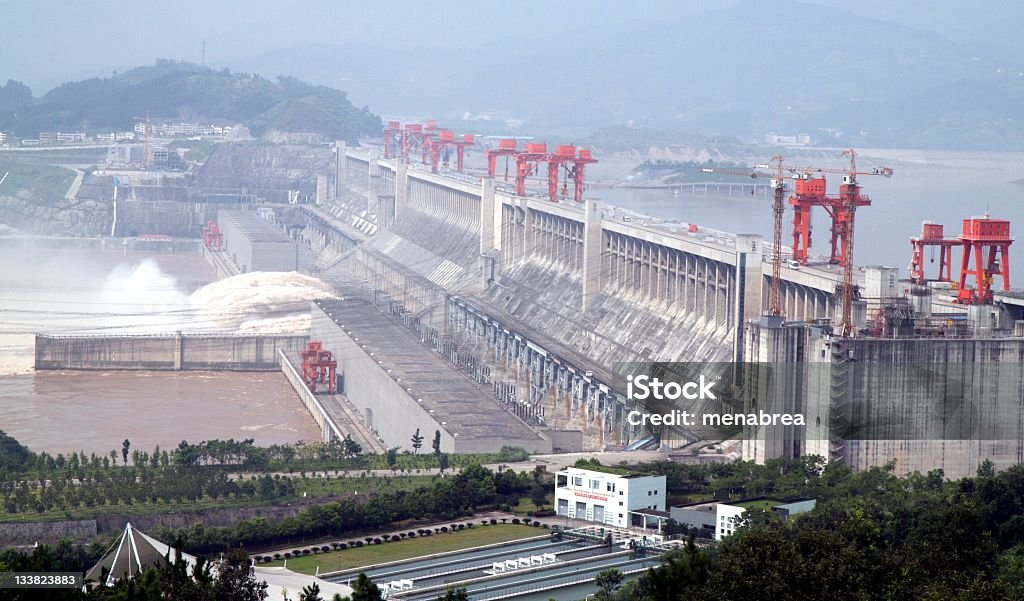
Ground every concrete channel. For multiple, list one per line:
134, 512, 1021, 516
326, 535, 660, 601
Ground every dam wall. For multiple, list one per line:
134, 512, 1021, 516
744, 320, 1024, 478
35, 334, 309, 371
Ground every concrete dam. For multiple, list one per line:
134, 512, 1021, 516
45, 138, 1020, 471
280, 144, 1024, 475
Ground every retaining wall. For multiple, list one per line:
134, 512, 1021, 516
35, 334, 308, 371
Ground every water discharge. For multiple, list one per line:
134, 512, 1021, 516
0, 251, 335, 375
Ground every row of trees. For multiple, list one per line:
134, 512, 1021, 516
0, 430, 528, 480
1, 468, 296, 516
602, 460, 1024, 600
150, 465, 539, 554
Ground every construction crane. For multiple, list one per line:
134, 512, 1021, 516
783, 158, 893, 267
701, 155, 787, 316
770, 150, 891, 336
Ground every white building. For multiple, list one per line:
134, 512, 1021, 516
554, 466, 666, 529
670, 501, 747, 541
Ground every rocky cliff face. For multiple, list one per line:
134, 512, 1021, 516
0, 193, 111, 236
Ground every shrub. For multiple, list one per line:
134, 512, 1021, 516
283, 553, 292, 559
457, 524, 465, 530
373, 538, 382, 544
273, 553, 282, 560
354, 541, 364, 547
532, 521, 541, 527
408, 532, 416, 538
321, 546, 331, 553
467, 523, 474, 528
312, 547, 320, 554
490, 519, 498, 525
440, 526, 449, 533
390, 535, 401, 542
511, 518, 521, 525
338, 543, 348, 550
301, 549, 310, 556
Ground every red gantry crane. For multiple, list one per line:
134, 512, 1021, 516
300, 341, 337, 394
510, 143, 598, 203
202, 220, 223, 251
909, 221, 960, 285
955, 214, 1013, 305
486, 139, 518, 180
383, 120, 402, 159
547, 145, 598, 203
514, 143, 549, 198
424, 130, 475, 173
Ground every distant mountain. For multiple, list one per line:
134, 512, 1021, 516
0, 61, 381, 142
224, 0, 1024, 149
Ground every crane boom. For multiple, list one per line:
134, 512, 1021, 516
702, 156, 786, 317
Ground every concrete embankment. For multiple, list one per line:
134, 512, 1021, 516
35, 333, 308, 371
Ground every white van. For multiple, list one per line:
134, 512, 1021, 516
788, 260, 801, 270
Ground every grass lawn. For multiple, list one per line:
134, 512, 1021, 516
0, 160, 75, 202
512, 497, 548, 515
265, 524, 541, 575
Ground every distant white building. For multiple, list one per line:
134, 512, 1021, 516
554, 466, 666, 529
0, 132, 6, 144
671, 497, 816, 541
670, 501, 748, 541
765, 132, 811, 146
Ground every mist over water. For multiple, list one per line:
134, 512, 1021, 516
0, 252, 335, 375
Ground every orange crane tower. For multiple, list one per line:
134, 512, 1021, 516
783, 158, 893, 266
701, 156, 787, 316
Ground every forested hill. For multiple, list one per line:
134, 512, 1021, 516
0, 60, 381, 142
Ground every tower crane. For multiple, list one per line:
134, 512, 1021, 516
782, 156, 893, 267
701, 155, 787, 316
788, 149, 889, 336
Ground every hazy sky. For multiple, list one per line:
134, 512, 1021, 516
3, 0, 1020, 94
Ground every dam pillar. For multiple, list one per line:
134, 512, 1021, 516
582, 199, 603, 312
367, 149, 380, 217
732, 234, 765, 363
174, 332, 184, 371
395, 159, 408, 218
519, 196, 534, 262
480, 177, 497, 252
480, 178, 498, 288
334, 140, 347, 193
316, 175, 328, 205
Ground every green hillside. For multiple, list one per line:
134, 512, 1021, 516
0, 60, 380, 142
